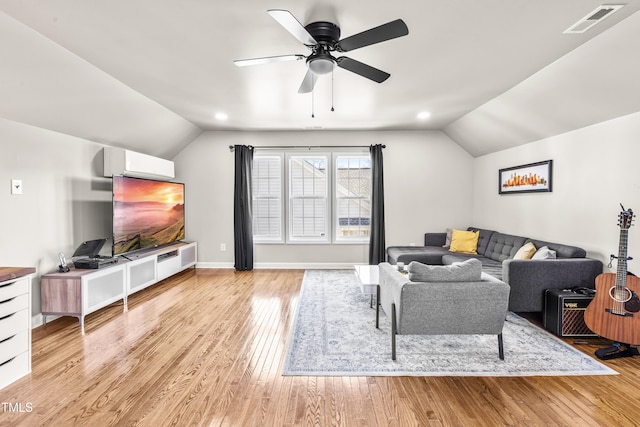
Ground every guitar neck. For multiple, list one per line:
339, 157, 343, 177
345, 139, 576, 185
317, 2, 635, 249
617, 228, 629, 289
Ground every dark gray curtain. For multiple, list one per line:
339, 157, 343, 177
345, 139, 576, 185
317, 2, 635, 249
369, 144, 386, 265
233, 145, 254, 271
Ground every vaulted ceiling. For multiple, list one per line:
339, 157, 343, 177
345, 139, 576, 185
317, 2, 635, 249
1, 1, 639, 158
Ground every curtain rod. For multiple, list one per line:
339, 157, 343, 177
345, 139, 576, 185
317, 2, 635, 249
228, 144, 385, 152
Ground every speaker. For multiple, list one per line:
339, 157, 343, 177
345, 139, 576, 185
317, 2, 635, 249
544, 289, 597, 337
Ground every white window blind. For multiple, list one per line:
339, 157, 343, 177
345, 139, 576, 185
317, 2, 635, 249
288, 155, 329, 242
252, 155, 283, 242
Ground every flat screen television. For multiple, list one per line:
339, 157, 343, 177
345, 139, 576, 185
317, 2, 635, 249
112, 175, 185, 256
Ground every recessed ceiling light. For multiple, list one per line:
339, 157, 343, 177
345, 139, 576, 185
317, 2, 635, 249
215, 112, 228, 121
417, 111, 431, 120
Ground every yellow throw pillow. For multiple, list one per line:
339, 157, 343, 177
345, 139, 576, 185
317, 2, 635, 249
513, 242, 537, 260
449, 229, 479, 254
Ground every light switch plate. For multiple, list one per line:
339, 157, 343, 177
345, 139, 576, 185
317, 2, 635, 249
11, 179, 22, 195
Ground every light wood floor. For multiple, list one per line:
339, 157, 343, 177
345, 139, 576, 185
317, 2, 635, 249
2, 268, 640, 426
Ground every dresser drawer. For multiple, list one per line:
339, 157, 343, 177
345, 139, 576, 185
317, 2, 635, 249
0, 308, 29, 341
0, 293, 29, 318
0, 330, 28, 363
0, 350, 30, 390
0, 277, 29, 301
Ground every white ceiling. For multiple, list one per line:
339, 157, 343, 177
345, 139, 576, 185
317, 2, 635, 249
1, 1, 640, 158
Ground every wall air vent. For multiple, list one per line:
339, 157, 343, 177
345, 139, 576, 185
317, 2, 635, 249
564, 4, 624, 34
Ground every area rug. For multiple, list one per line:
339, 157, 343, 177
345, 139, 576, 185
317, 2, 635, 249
282, 269, 617, 377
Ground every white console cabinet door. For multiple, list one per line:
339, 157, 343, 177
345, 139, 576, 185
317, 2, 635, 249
127, 256, 158, 294
83, 265, 127, 316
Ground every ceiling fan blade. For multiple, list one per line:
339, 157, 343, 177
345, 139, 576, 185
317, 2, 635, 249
298, 69, 318, 93
234, 54, 305, 67
336, 19, 408, 52
268, 9, 318, 46
336, 57, 390, 83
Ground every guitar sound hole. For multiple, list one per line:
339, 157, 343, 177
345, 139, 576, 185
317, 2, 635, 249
609, 286, 633, 303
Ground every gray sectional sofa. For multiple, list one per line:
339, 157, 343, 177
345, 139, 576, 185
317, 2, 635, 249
386, 228, 603, 312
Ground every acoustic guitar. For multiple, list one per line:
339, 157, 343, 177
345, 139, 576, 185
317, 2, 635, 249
584, 206, 640, 345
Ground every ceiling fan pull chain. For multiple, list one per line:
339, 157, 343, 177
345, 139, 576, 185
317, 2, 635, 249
311, 76, 315, 118
331, 70, 335, 112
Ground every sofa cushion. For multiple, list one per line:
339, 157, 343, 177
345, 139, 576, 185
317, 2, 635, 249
449, 229, 479, 254
532, 245, 557, 259
408, 258, 482, 282
524, 238, 585, 258
513, 242, 537, 260
483, 232, 527, 262
467, 227, 496, 256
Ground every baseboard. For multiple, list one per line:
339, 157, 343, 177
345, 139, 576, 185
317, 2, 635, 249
32, 313, 61, 329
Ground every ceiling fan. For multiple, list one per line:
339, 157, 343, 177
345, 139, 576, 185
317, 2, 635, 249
234, 10, 409, 93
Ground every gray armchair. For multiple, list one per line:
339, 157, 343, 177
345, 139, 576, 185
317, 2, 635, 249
376, 262, 511, 360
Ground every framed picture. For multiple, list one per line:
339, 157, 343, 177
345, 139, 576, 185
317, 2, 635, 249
499, 160, 552, 194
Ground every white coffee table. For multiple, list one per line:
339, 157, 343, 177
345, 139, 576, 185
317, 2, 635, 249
354, 264, 379, 308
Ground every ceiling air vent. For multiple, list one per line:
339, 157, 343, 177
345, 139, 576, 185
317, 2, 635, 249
564, 4, 624, 34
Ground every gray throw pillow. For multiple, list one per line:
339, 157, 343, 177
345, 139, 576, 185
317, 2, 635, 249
408, 258, 483, 282
532, 246, 557, 259
443, 228, 453, 248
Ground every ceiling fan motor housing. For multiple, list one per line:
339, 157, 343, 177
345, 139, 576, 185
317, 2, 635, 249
304, 21, 341, 46
305, 21, 341, 75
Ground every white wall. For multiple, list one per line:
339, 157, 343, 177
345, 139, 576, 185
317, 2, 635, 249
472, 111, 640, 273
0, 118, 113, 317
173, 130, 475, 268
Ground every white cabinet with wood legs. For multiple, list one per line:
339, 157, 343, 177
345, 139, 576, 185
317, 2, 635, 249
41, 242, 197, 333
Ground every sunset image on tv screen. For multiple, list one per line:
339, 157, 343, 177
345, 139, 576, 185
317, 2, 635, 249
113, 176, 185, 255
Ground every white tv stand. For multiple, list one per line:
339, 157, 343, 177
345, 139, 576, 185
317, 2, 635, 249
41, 241, 197, 333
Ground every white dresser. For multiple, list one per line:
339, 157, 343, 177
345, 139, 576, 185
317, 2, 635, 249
0, 267, 35, 390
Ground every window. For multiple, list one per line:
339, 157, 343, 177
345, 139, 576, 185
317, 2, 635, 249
252, 155, 283, 242
288, 155, 329, 242
334, 155, 371, 242
251, 151, 371, 244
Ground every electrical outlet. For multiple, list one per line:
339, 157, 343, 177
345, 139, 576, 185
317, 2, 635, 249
220, 243, 226, 252
11, 179, 22, 195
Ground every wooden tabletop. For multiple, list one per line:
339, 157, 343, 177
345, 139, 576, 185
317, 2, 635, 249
0, 267, 36, 282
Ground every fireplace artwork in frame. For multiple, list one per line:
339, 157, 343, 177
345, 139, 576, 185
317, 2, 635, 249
499, 160, 553, 194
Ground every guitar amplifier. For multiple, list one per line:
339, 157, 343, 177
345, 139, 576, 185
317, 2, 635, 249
544, 289, 597, 337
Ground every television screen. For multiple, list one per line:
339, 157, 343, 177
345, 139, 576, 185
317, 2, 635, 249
112, 176, 185, 256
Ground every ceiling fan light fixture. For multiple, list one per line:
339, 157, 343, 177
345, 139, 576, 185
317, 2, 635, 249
307, 55, 336, 75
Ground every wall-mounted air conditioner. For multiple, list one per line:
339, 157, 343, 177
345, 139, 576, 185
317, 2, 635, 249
103, 147, 175, 180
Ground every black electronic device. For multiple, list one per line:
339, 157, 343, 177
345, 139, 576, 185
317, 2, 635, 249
72, 238, 107, 258
73, 256, 118, 269
71, 238, 117, 269
544, 289, 597, 337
